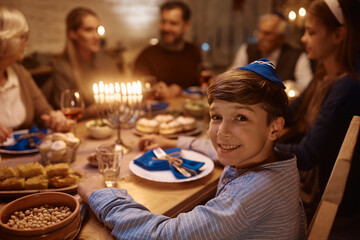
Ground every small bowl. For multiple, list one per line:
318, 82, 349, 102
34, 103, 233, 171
86, 120, 113, 139
0, 192, 80, 240
183, 99, 208, 119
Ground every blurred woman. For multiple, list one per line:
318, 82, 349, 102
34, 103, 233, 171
0, 6, 70, 143
50, 7, 120, 119
276, 0, 360, 227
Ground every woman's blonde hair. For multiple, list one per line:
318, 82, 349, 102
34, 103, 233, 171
0, 6, 29, 59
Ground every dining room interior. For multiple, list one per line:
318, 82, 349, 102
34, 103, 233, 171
1, 0, 360, 239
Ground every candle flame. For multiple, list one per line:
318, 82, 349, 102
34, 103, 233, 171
121, 83, 127, 95
109, 83, 114, 95
93, 83, 99, 95
99, 81, 104, 93
115, 82, 120, 93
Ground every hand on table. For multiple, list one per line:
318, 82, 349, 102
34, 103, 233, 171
138, 134, 177, 151
41, 110, 73, 132
0, 124, 12, 143
154, 82, 182, 98
77, 175, 106, 204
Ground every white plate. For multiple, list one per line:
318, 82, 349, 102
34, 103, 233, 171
129, 149, 214, 183
0, 129, 39, 154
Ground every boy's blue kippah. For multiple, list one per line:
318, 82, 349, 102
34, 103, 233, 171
236, 58, 286, 89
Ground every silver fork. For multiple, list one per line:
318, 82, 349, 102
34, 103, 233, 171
152, 147, 197, 177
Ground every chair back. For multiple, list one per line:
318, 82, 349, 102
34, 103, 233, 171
307, 115, 360, 240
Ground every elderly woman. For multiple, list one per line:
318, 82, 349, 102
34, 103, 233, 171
0, 6, 71, 143
50, 7, 120, 119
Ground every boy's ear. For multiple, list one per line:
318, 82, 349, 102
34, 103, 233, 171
268, 117, 285, 141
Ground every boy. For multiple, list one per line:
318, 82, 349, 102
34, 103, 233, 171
78, 59, 306, 239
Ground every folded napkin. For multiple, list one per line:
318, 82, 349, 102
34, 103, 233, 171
134, 148, 205, 179
144, 102, 169, 112
2, 126, 47, 151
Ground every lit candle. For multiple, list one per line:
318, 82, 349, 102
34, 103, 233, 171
109, 83, 115, 103
136, 80, 143, 102
127, 82, 133, 105
121, 83, 127, 103
114, 82, 120, 102
104, 84, 110, 103
93, 83, 99, 104
99, 81, 105, 104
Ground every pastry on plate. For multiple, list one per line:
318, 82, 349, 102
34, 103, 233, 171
45, 163, 70, 178
0, 166, 18, 180
25, 175, 49, 190
0, 177, 25, 190
159, 120, 183, 135
135, 117, 159, 134
154, 114, 174, 124
17, 162, 44, 178
176, 115, 196, 131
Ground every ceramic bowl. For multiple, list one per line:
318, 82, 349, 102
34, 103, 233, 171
0, 192, 80, 240
85, 120, 113, 139
183, 99, 207, 119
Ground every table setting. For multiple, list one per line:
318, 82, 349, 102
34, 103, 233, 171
0, 81, 223, 239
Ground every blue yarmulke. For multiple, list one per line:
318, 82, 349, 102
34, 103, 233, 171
236, 58, 285, 89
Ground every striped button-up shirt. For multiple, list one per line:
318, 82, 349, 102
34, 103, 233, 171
88, 137, 306, 240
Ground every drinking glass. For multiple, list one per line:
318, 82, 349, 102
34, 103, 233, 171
142, 76, 157, 116
60, 89, 85, 135
96, 143, 123, 188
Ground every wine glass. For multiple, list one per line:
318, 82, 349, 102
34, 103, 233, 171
60, 89, 85, 135
141, 76, 157, 117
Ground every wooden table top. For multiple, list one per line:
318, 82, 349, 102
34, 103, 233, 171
0, 97, 223, 239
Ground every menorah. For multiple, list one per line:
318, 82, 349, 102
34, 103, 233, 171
93, 81, 143, 154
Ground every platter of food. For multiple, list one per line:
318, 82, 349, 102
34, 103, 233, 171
0, 162, 81, 198
132, 114, 203, 138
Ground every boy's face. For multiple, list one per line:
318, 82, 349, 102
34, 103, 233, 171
208, 99, 282, 169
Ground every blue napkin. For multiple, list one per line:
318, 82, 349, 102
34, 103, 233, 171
134, 148, 205, 179
2, 126, 47, 151
145, 102, 168, 112
183, 87, 202, 95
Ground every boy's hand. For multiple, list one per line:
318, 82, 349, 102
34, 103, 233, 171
138, 134, 177, 151
77, 175, 106, 204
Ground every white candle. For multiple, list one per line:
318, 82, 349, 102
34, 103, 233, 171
136, 81, 143, 103
115, 82, 121, 102
93, 83, 99, 104
104, 84, 110, 103
99, 81, 105, 104
109, 83, 115, 103
121, 83, 127, 103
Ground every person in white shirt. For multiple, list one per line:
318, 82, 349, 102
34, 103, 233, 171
230, 13, 313, 93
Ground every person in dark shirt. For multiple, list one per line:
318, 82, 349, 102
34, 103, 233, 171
133, 1, 201, 98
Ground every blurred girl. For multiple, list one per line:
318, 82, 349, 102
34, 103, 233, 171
51, 7, 120, 119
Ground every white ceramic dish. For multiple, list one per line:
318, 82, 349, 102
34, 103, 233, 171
0, 130, 39, 154
85, 120, 113, 139
129, 149, 214, 183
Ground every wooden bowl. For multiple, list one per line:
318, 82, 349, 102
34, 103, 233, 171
0, 192, 80, 240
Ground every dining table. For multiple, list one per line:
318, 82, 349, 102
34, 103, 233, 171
0, 96, 224, 240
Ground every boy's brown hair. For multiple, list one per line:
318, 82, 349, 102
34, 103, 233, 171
207, 69, 288, 125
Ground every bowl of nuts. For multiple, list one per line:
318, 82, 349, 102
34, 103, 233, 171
0, 192, 80, 240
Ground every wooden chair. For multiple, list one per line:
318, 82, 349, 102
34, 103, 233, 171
307, 115, 360, 240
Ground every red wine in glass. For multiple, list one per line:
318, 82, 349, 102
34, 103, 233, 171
62, 107, 84, 120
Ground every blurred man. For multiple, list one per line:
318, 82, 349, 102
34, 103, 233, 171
230, 13, 313, 93
133, 1, 201, 98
